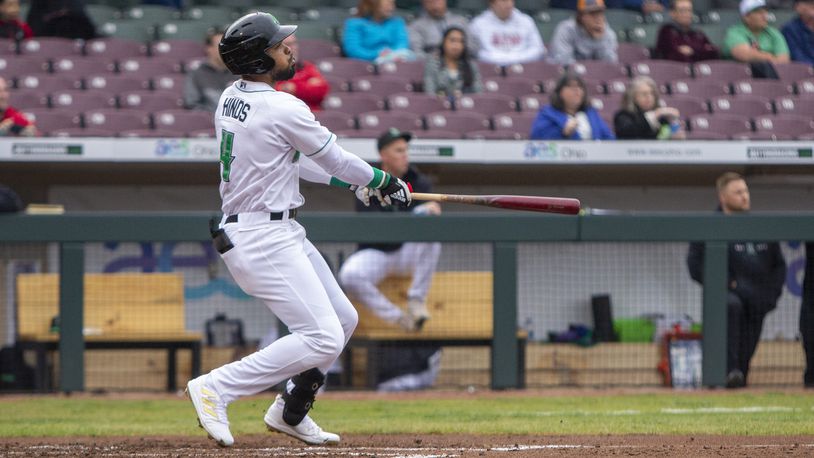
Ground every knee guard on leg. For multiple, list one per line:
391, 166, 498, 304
282, 368, 324, 426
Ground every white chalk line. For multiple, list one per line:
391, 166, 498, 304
530, 405, 808, 417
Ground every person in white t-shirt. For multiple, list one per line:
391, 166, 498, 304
469, 0, 545, 66
184, 12, 412, 449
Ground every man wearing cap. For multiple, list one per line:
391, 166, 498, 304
782, 0, 814, 67
548, 0, 619, 66
339, 128, 442, 333
723, 0, 789, 68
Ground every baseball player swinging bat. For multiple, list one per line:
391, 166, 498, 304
411, 193, 581, 215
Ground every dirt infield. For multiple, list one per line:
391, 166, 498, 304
2, 434, 813, 457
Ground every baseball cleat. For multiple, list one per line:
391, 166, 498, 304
264, 394, 340, 445
408, 298, 430, 331
186, 375, 234, 447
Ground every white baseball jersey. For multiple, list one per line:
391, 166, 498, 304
215, 79, 378, 215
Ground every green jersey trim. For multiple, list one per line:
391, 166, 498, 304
305, 133, 335, 157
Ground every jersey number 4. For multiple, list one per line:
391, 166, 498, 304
220, 129, 235, 182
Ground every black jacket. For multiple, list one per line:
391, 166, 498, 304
687, 213, 786, 315
356, 166, 432, 252
613, 108, 660, 140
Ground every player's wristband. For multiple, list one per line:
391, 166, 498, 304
367, 168, 390, 189
329, 177, 351, 188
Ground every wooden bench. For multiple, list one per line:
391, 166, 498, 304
347, 272, 526, 388
16, 273, 202, 392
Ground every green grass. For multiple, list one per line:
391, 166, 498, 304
1, 392, 813, 437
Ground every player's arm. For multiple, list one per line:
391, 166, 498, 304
299, 155, 376, 206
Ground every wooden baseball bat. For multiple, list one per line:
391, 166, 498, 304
411, 193, 581, 215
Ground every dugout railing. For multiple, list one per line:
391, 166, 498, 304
0, 212, 812, 392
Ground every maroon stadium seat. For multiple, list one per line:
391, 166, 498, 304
709, 95, 772, 117
424, 111, 491, 134
85, 74, 148, 92
386, 92, 450, 115
590, 94, 621, 119
773, 62, 814, 82
688, 114, 752, 138
335, 129, 383, 139
118, 90, 184, 111
629, 60, 692, 84
731, 131, 795, 141
51, 128, 117, 138
118, 57, 183, 75
616, 43, 650, 63
482, 77, 540, 98
50, 90, 116, 111
18, 37, 82, 58
351, 76, 414, 95
21, 109, 81, 135
9, 89, 49, 109
322, 92, 383, 116
685, 131, 730, 140
16, 74, 81, 92
0, 56, 49, 81
153, 109, 214, 135
661, 95, 709, 117
504, 60, 562, 81
376, 60, 425, 84
51, 56, 116, 75
465, 129, 523, 140
569, 61, 628, 80
84, 38, 147, 58
315, 111, 357, 132
604, 78, 629, 95
774, 96, 814, 117
731, 79, 793, 99
455, 93, 517, 116
357, 110, 423, 132
316, 58, 374, 80
492, 112, 536, 139
518, 93, 547, 112
149, 40, 206, 59
323, 74, 350, 92
298, 39, 341, 62
151, 74, 185, 93
475, 61, 504, 79
120, 129, 180, 138
83, 109, 152, 132
753, 115, 814, 138
670, 79, 729, 98
692, 60, 751, 81
419, 129, 462, 139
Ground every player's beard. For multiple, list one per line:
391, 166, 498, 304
273, 61, 296, 81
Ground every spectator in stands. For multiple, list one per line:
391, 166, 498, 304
687, 172, 786, 389
274, 34, 329, 111
0, 77, 36, 137
470, 0, 545, 66
338, 128, 442, 391
782, 0, 814, 67
613, 76, 685, 139
548, 0, 619, 66
802, 243, 814, 388
0, 0, 32, 40
714, 0, 793, 8
552, 0, 670, 13
423, 26, 482, 99
343, 0, 416, 64
530, 73, 614, 140
408, 0, 475, 59
654, 0, 720, 62
184, 29, 234, 112
723, 0, 789, 78
26, 0, 96, 39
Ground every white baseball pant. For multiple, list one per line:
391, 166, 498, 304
208, 212, 358, 404
338, 242, 441, 323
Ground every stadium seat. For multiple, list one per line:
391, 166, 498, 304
796, 78, 814, 97
322, 92, 384, 116
454, 93, 517, 116
709, 95, 773, 117
85, 74, 148, 92
86, 4, 121, 25
518, 93, 547, 113
183, 6, 240, 23
118, 57, 183, 75
0, 38, 15, 55
16, 74, 80, 92
386, 93, 450, 115
298, 39, 341, 62
188, 129, 215, 138
0, 56, 49, 81
291, 22, 336, 41
99, 20, 156, 42
482, 77, 540, 98
773, 62, 814, 83
153, 109, 214, 135
83, 109, 152, 132
335, 129, 382, 138
662, 95, 709, 118
685, 130, 729, 140
590, 94, 621, 120
351, 76, 414, 95
731, 79, 794, 99
17, 38, 82, 58
605, 9, 644, 30
692, 60, 751, 81
357, 110, 423, 132
569, 61, 628, 80
492, 112, 536, 139
323, 74, 350, 92
629, 60, 692, 84
688, 114, 752, 138
314, 111, 357, 132
604, 78, 629, 95
84, 38, 147, 58
696, 24, 727, 48
151, 74, 185, 93
768, 10, 796, 27
419, 129, 462, 139
118, 90, 184, 111
51, 127, 118, 138
299, 7, 352, 27
476, 61, 505, 79
50, 90, 116, 111
504, 60, 562, 81
617, 43, 650, 64
149, 40, 206, 59
376, 61, 425, 85
753, 115, 814, 138
625, 24, 660, 48
465, 129, 524, 140
535, 9, 573, 26
125, 5, 180, 21
731, 131, 795, 141
316, 58, 375, 80
51, 57, 117, 75
774, 96, 814, 117
424, 111, 491, 134
669, 79, 729, 98
156, 21, 217, 41
21, 109, 81, 135
10, 89, 48, 109
798, 133, 814, 141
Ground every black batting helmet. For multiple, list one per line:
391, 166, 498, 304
219, 12, 297, 75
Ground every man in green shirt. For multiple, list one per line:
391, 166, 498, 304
723, 0, 790, 65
